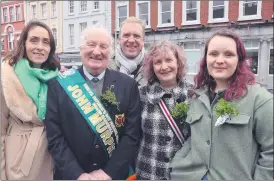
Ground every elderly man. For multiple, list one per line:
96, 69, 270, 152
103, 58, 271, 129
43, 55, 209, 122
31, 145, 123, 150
109, 16, 146, 87
44, 26, 141, 180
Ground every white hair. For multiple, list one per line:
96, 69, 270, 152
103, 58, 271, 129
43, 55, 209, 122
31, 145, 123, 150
80, 24, 114, 57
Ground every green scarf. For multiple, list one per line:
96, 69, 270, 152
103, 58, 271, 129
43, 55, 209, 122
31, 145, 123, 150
14, 58, 59, 120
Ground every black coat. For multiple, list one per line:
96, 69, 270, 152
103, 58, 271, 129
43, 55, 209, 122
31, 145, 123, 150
44, 67, 141, 180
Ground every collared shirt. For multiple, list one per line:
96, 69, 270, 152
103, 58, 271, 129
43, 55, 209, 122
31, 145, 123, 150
83, 66, 105, 81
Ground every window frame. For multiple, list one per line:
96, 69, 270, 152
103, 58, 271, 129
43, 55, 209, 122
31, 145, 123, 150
93, 1, 100, 11
238, 1, 262, 21
80, 1, 88, 13
182, 1, 201, 25
7, 32, 14, 51
136, 1, 151, 28
52, 28, 57, 46
31, 4, 36, 19
244, 39, 260, 75
183, 41, 202, 74
269, 40, 273, 76
79, 22, 87, 36
116, 2, 129, 31
41, 3, 47, 19
51, 1, 56, 18
10, 6, 15, 22
16, 5, 22, 21
208, 1, 229, 23
69, 24, 75, 46
68, 1, 74, 15
3, 8, 9, 23
157, 0, 174, 27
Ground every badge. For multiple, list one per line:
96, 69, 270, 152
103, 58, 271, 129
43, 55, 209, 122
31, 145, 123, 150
115, 113, 125, 127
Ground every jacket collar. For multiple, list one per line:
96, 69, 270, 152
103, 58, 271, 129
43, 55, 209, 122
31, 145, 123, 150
1, 60, 42, 125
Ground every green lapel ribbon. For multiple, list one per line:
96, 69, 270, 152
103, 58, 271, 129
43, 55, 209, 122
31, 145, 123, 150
14, 58, 58, 120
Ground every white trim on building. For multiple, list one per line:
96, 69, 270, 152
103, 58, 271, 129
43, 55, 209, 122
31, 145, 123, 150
182, 1, 201, 25
157, 0, 174, 27
238, 1, 262, 21
136, 1, 151, 29
208, 1, 229, 23
116, 1, 129, 31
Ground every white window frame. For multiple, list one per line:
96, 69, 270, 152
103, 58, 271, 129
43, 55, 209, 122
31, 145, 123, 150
92, 20, 98, 25
52, 28, 57, 46
68, 1, 74, 15
182, 1, 200, 25
136, 1, 151, 28
157, 1, 174, 27
31, 5, 36, 19
3, 8, 9, 23
244, 39, 260, 75
183, 41, 201, 75
8, 32, 14, 51
41, 3, 47, 19
116, 2, 129, 31
208, 1, 229, 23
238, 1, 262, 21
80, 1, 87, 13
51, 1, 56, 18
69, 24, 74, 46
269, 40, 273, 76
10, 6, 15, 22
16, 5, 22, 21
93, 1, 100, 11
79, 22, 87, 36
1, 38, 4, 52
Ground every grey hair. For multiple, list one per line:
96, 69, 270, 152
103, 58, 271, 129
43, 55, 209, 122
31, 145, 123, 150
80, 24, 114, 58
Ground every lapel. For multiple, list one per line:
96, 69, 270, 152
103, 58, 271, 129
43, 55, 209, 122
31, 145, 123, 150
102, 69, 117, 93
195, 87, 212, 115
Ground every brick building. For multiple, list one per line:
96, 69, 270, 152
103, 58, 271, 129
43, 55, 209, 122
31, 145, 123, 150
111, 0, 273, 90
1, 1, 24, 58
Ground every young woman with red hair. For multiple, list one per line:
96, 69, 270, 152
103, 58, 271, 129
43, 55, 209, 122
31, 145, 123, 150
171, 29, 273, 180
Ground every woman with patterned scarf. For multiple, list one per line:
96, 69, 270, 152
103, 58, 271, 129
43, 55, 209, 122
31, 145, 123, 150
135, 40, 193, 180
1, 20, 60, 180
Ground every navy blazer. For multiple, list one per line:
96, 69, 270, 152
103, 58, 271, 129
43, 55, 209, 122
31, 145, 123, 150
44, 67, 141, 180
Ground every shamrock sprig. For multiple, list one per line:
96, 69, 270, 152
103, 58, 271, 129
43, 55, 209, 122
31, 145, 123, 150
215, 98, 239, 117
171, 102, 189, 123
100, 85, 120, 111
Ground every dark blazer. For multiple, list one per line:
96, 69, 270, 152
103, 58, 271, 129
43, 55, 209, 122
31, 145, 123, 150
44, 67, 141, 180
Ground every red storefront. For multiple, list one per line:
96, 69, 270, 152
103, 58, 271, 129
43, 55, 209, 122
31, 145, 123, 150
1, 1, 25, 57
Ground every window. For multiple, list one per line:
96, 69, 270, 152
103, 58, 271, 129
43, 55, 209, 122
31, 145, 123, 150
94, 1, 99, 10
69, 1, 74, 14
52, 28, 57, 46
182, 1, 200, 25
183, 42, 201, 74
69, 24, 74, 45
80, 1, 87, 12
3, 8, 8, 23
41, 3, 47, 18
1, 38, 4, 51
117, 3, 128, 29
158, 1, 174, 27
8, 32, 14, 51
238, 1, 262, 21
136, 1, 150, 27
208, 1, 229, 23
51, 2, 56, 17
31, 5, 36, 19
269, 41, 273, 75
16, 6, 21, 21
244, 39, 259, 74
93, 21, 98, 25
10, 7, 15, 22
79, 22, 87, 35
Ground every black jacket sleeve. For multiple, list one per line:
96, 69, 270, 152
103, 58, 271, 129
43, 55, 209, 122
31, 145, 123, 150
103, 81, 141, 179
44, 80, 84, 180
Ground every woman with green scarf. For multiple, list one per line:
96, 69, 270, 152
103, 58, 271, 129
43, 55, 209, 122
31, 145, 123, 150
1, 20, 60, 180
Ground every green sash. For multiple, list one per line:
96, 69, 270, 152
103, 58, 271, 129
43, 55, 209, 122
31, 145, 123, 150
57, 68, 119, 158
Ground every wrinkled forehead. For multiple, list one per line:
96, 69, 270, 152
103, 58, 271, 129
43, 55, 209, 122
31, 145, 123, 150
84, 29, 111, 45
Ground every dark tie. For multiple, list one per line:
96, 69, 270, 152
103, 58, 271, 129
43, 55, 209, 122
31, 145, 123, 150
92, 77, 99, 83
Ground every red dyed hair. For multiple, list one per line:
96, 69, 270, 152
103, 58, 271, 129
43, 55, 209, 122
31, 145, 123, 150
194, 28, 256, 101
142, 40, 187, 85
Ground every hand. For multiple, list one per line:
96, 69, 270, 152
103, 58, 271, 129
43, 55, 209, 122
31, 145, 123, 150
77, 173, 93, 180
89, 169, 112, 180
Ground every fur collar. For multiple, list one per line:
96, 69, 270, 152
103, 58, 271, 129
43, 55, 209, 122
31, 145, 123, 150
1, 60, 42, 125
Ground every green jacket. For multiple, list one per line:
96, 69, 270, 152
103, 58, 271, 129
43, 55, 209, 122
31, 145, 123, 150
171, 84, 273, 180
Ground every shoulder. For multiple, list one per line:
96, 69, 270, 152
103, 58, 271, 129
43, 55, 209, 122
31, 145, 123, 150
246, 84, 273, 107
139, 85, 150, 102
108, 69, 136, 84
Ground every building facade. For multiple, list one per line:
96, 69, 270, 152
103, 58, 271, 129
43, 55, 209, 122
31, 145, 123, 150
111, 0, 274, 90
60, 1, 111, 68
1, 1, 25, 57
24, 1, 63, 54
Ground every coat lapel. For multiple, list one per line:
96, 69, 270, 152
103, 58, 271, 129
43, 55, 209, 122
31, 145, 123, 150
102, 69, 117, 93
